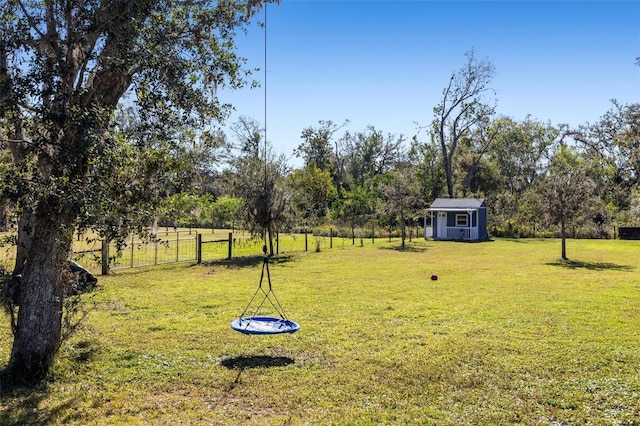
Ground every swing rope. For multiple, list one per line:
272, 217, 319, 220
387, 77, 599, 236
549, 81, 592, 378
229, 2, 299, 335
236, 249, 289, 324
231, 247, 299, 335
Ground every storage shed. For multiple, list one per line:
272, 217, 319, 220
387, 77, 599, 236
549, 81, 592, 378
425, 198, 488, 241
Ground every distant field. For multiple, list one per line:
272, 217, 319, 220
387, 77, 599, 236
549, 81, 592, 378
1, 238, 639, 424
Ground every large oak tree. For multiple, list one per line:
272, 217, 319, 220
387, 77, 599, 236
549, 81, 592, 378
0, 0, 274, 386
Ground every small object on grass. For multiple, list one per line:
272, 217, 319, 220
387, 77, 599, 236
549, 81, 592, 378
431, 274, 438, 281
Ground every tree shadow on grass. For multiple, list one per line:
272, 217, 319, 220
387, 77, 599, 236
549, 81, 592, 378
379, 244, 428, 253
545, 259, 636, 272
501, 238, 533, 243
0, 336, 102, 423
201, 254, 295, 270
0, 375, 78, 425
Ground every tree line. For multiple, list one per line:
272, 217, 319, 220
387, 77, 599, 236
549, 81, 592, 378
140, 52, 639, 258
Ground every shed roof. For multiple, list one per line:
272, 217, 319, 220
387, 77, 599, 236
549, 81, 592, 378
430, 198, 485, 209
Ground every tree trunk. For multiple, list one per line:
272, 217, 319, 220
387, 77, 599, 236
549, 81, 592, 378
150, 217, 158, 238
441, 146, 455, 199
3, 210, 74, 386
437, 119, 455, 199
266, 226, 274, 256
561, 217, 567, 260
462, 157, 481, 198
0, 201, 8, 232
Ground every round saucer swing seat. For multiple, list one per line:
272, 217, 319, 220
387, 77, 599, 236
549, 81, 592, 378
230, 316, 300, 335
230, 248, 300, 336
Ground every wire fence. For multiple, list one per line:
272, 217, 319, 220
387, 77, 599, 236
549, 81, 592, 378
0, 228, 409, 275
108, 232, 200, 270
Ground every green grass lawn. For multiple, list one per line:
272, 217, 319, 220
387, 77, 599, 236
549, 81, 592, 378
1, 238, 639, 425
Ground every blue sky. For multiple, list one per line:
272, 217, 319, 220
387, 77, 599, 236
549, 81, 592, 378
220, 1, 640, 165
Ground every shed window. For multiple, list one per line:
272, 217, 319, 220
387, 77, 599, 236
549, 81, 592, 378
455, 214, 468, 227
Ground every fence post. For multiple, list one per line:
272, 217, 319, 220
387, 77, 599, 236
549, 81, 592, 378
227, 232, 232, 259
305, 231, 308, 252
330, 228, 333, 249
101, 239, 109, 276
130, 234, 135, 268
196, 233, 202, 264
176, 231, 180, 262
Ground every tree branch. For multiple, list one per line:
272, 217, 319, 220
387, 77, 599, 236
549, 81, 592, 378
17, 0, 46, 39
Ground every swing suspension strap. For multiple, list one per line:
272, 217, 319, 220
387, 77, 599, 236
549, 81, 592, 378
237, 255, 288, 321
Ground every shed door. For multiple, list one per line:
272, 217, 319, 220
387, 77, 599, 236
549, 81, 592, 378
424, 214, 433, 238
437, 212, 447, 239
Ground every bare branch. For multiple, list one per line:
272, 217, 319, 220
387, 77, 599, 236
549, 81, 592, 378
17, 0, 46, 38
